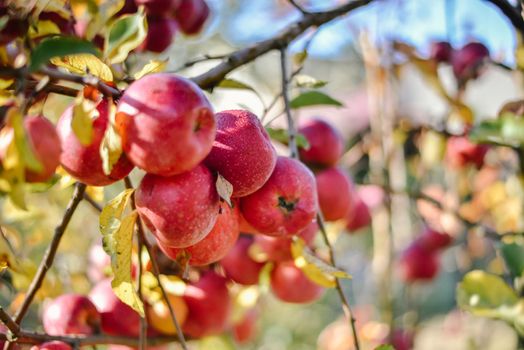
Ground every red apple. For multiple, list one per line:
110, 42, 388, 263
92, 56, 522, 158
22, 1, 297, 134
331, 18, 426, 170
183, 271, 232, 338
270, 261, 324, 303
398, 243, 439, 282
116, 73, 215, 176
135, 164, 220, 248
298, 118, 344, 167
137, 16, 177, 53
452, 42, 490, 82
430, 41, 453, 63
89, 279, 140, 336
174, 0, 210, 35
205, 110, 277, 197
135, 0, 181, 15
418, 227, 452, 251
315, 167, 354, 221
220, 236, 264, 285
390, 329, 414, 350
31, 341, 72, 350
158, 201, 240, 266
43, 294, 101, 336
0, 115, 61, 183
345, 194, 371, 232
107, 346, 167, 350
233, 309, 258, 344
254, 220, 318, 262
445, 136, 489, 169
57, 99, 134, 186
238, 209, 261, 234
240, 156, 318, 236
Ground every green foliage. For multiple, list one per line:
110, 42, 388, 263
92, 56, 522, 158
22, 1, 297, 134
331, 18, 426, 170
29, 37, 99, 72
265, 127, 310, 149
290, 90, 343, 109
500, 241, 524, 278
104, 10, 147, 64
470, 113, 524, 147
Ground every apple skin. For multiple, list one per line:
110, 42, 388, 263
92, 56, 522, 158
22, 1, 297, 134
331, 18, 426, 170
240, 156, 319, 237
0, 115, 61, 183
220, 236, 265, 285
452, 42, 490, 81
135, 0, 181, 15
31, 341, 72, 350
254, 220, 318, 262
183, 271, 232, 338
233, 309, 258, 344
135, 164, 220, 248
158, 201, 239, 265
445, 136, 489, 169
298, 119, 344, 168
116, 73, 215, 176
315, 167, 354, 221
205, 110, 277, 198
430, 41, 453, 63
398, 243, 439, 283
418, 228, 452, 251
43, 294, 101, 336
174, 0, 210, 35
89, 279, 141, 337
147, 293, 188, 335
345, 194, 371, 232
270, 261, 324, 304
390, 329, 414, 350
57, 99, 134, 186
137, 16, 177, 53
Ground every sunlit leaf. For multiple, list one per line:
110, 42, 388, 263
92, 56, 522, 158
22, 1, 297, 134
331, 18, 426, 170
51, 54, 113, 81
290, 91, 343, 109
29, 36, 99, 72
217, 79, 254, 91
71, 94, 97, 146
28, 20, 61, 39
104, 10, 147, 64
85, 0, 126, 40
99, 188, 134, 238
294, 74, 327, 89
133, 59, 167, 80
374, 345, 395, 350
100, 101, 122, 175
216, 174, 233, 207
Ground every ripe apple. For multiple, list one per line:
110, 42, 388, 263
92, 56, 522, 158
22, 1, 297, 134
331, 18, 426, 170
147, 293, 188, 335
315, 167, 354, 221
254, 220, 318, 262
430, 41, 453, 63
270, 261, 324, 303
89, 279, 140, 336
43, 294, 101, 335
158, 201, 239, 265
445, 135, 489, 169
135, 0, 181, 15
298, 119, 344, 167
205, 110, 277, 198
345, 194, 371, 232
452, 42, 490, 82
390, 329, 414, 350
398, 243, 439, 282
220, 236, 265, 285
31, 341, 72, 350
135, 164, 220, 248
174, 0, 210, 35
183, 271, 232, 338
137, 16, 177, 53
233, 309, 258, 344
57, 99, 134, 186
418, 227, 452, 251
0, 115, 61, 183
116, 73, 215, 176
240, 156, 318, 236
238, 209, 261, 234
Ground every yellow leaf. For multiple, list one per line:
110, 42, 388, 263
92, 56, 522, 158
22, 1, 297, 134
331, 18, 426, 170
56, 166, 77, 188
159, 274, 187, 296
31, 0, 71, 20
0, 78, 13, 89
216, 174, 233, 207
99, 101, 123, 175
99, 188, 134, 237
291, 238, 351, 288
71, 94, 97, 146
50, 54, 113, 82
0, 229, 21, 272
7, 108, 43, 173
86, 185, 104, 202
134, 60, 167, 80
29, 20, 61, 39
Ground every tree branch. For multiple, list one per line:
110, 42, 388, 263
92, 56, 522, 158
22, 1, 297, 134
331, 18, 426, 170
0, 308, 20, 335
190, 0, 374, 90
486, 0, 524, 37
280, 48, 299, 159
288, 0, 309, 14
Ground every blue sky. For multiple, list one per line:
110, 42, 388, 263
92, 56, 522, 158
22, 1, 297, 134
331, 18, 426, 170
221, 0, 516, 64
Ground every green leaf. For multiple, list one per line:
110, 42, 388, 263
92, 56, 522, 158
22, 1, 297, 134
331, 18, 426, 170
500, 242, 524, 278
104, 11, 147, 64
216, 174, 233, 207
374, 345, 395, 350
265, 127, 310, 150
29, 36, 99, 72
86, 0, 126, 40
293, 50, 308, 66
470, 114, 524, 147
290, 91, 343, 109
293, 74, 328, 89
99, 102, 123, 175
217, 79, 254, 90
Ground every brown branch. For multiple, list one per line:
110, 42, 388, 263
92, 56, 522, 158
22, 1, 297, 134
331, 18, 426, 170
0, 308, 19, 335
486, 0, 524, 37
23, 80, 80, 97
280, 48, 299, 159
288, 0, 309, 14
190, 0, 374, 90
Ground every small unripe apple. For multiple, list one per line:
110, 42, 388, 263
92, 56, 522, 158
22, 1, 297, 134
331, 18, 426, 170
0, 115, 61, 183
43, 294, 101, 335
183, 271, 232, 338
220, 236, 265, 285
315, 167, 354, 221
430, 41, 453, 63
398, 243, 439, 282
233, 309, 258, 344
135, 0, 181, 15
345, 195, 371, 232
174, 0, 210, 35
137, 16, 177, 53
135, 164, 220, 248
116, 73, 215, 176
452, 42, 490, 82
31, 341, 72, 350
147, 293, 188, 335
445, 136, 489, 169
298, 118, 344, 168
205, 110, 277, 198
158, 201, 239, 265
240, 156, 318, 237
89, 279, 140, 336
57, 99, 134, 186
270, 261, 324, 303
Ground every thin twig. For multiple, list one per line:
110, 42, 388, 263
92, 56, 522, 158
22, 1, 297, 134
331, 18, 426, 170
0, 308, 20, 335
280, 48, 299, 159
83, 193, 102, 213
124, 178, 188, 350
288, 0, 309, 14
174, 54, 227, 72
